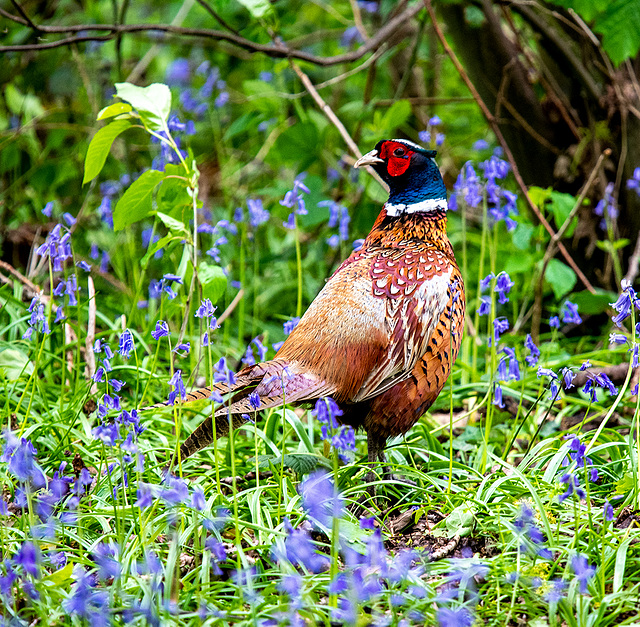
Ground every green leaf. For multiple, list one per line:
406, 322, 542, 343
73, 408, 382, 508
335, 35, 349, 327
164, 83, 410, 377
140, 233, 175, 268
512, 223, 534, 250
274, 122, 319, 164
113, 170, 166, 231
156, 211, 189, 234
527, 185, 551, 208
115, 83, 171, 131
545, 258, 577, 300
236, 0, 272, 18
83, 119, 132, 185
97, 102, 132, 120
549, 191, 579, 237
0, 346, 34, 379
594, 0, 640, 65
380, 100, 412, 134
199, 262, 227, 304
546, 0, 610, 22
568, 289, 617, 315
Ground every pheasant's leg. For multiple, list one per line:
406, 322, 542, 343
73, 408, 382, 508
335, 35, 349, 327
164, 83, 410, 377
366, 431, 387, 492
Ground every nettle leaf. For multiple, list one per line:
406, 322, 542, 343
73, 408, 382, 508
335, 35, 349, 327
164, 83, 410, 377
97, 102, 132, 121
594, 0, 640, 65
83, 119, 132, 185
115, 83, 171, 131
113, 170, 166, 231
199, 262, 227, 304
236, 0, 272, 18
545, 258, 577, 300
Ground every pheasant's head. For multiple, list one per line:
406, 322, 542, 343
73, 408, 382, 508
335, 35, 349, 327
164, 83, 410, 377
354, 139, 447, 216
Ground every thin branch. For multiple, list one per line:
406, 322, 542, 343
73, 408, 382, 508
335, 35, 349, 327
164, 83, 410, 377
9, 0, 38, 30
194, 0, 241, 36
0, 3, 423, 67
624, 230, 640, 286
290, 61, 388, 192
425, 0, 596, 295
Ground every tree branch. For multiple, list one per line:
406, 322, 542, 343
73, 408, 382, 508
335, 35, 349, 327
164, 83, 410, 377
425, 0, 596, 295
0, 3, 423, 67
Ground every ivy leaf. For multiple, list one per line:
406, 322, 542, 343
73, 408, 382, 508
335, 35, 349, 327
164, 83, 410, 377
115, 83, 171, 131
546, 258, 577, 300
113, 170, 166, 231
198, 262, 227, 304
594, 0, 640, 65
83, 119, 132, 185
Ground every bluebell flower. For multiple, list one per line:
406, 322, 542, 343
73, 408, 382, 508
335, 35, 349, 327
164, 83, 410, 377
495, 272, 514, 304
299, 470, 344, 527
549, 316, 560, 329
341, 25, 364, 47
559, 473, 585, 502
165, 58, 191, 86
93, 542, 121, 581
594, 182, 618, 227
63, 569, 109, 625
62, 212, 76, 226
480, 273, 494, 291
151, 320, 169, 340
493, 383, 504, 408
283, 318, 300, 335
611, 281, 640, 327
627, 167, 640, 197
191, 486, 206, 511
2, 432, 46, 487
561, 301, 582, 325
249, 391, 261, 410
473, 139, 489, 151
571, 554, 595, 593
436, 606, 474, 627
604, 499, 614, 522
214, 357, 236, 387
168, 370, 186, 405
524, 334, 539, 367
42, 201, 54, 217
562, 367, 575, 389
14, 541, 40, 577
118, 329, 134, 358
493, 317, 509, 342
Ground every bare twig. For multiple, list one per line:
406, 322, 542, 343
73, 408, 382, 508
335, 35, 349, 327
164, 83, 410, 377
0, 3, 423, 67
86, 276, 97, 391
194, 0, 240, 36
290, 61, 388, 192
425, 0, 596, 295
624, 230, 640, 286
217, 289, 245, 326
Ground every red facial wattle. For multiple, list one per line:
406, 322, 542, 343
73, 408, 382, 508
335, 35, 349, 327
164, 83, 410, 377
379, 141, 415, 177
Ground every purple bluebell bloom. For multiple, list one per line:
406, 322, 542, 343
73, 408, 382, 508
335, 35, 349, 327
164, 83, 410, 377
168, 370, 186, 405
571, 554, 595, 593
524, 334, 539, 367
561, 301, 582, 325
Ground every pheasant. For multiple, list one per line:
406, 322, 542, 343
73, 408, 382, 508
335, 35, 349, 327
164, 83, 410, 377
160, 139, 465, 473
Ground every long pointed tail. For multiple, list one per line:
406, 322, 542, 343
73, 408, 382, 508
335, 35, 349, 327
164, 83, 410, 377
179, 412, 248, 459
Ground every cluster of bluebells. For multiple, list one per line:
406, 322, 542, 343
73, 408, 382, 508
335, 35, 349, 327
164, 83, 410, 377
610, 282, 640, 394
476, 271, 514, 316
450, 152, 518, 231
151, 114, 195, 171
25, 217, 87, 338
311, 398, 355, 463
319, 200, 350, 248
195, 298, 219, 346
511, 503, 552, 560
418, 115, 445, 147
558, 434, 598, 502
281, 175, 310, 229
166, 59, 229, 115
147, 273, 184, 303
493, 347, 521, 408
269, 471, 458, 626
199, 218, 238, 265
241, 336, 268, 366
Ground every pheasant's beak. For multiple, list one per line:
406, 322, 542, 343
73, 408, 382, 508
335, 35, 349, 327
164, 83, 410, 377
354, 149, 384, 168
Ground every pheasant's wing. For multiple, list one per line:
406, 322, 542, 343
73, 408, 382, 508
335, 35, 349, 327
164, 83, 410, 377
275, 244, 461, 405
350, 246, 462, 403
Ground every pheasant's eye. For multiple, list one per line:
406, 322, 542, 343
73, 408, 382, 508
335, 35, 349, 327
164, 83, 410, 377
393, 148, 405, 157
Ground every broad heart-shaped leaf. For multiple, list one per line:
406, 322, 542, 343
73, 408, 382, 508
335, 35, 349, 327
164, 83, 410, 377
83, 119, 132, 185
549, 191, 579, 238
594, 0, 640, 65
115, 83, 171, 131
198, 262, 227, 304
113, 170, 166, 231
236, 0, 272, 18
545, 258, 577, 300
